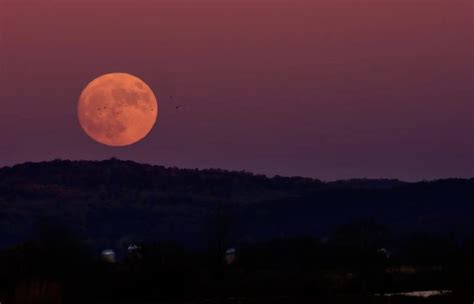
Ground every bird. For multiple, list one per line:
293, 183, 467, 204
169, 95, 183, 110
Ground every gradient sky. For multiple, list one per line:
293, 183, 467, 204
0, 0, 472, 180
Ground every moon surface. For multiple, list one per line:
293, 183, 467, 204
78, 73, 158, 146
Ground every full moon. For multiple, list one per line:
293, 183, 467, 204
78, 73, 158, 146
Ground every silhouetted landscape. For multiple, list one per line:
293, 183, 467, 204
2, 0, 472, 302
0, 159, 473, 303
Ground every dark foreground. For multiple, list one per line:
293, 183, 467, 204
88, 294, 464, 304
0, 160, 473, 303
1, 235, 474, 304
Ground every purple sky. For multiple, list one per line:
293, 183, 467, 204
0, 0, 473, 180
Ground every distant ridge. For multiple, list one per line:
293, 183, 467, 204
0, 159, 472, 249
3, 158, 466, 186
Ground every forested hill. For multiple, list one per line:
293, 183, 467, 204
0, 159, 472, 249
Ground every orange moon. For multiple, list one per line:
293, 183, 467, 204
78, 73, 158, 146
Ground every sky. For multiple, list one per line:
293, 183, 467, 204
0, 0, 472, 181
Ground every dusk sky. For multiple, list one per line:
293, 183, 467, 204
0, 0, 472, 181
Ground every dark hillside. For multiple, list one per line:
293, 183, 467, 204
0, 159, 472, 249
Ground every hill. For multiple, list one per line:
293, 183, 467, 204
0, 159, 472, 250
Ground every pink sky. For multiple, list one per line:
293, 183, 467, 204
0, 0, 473, 180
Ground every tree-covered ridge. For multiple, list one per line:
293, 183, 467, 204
0, 159, 472, 250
